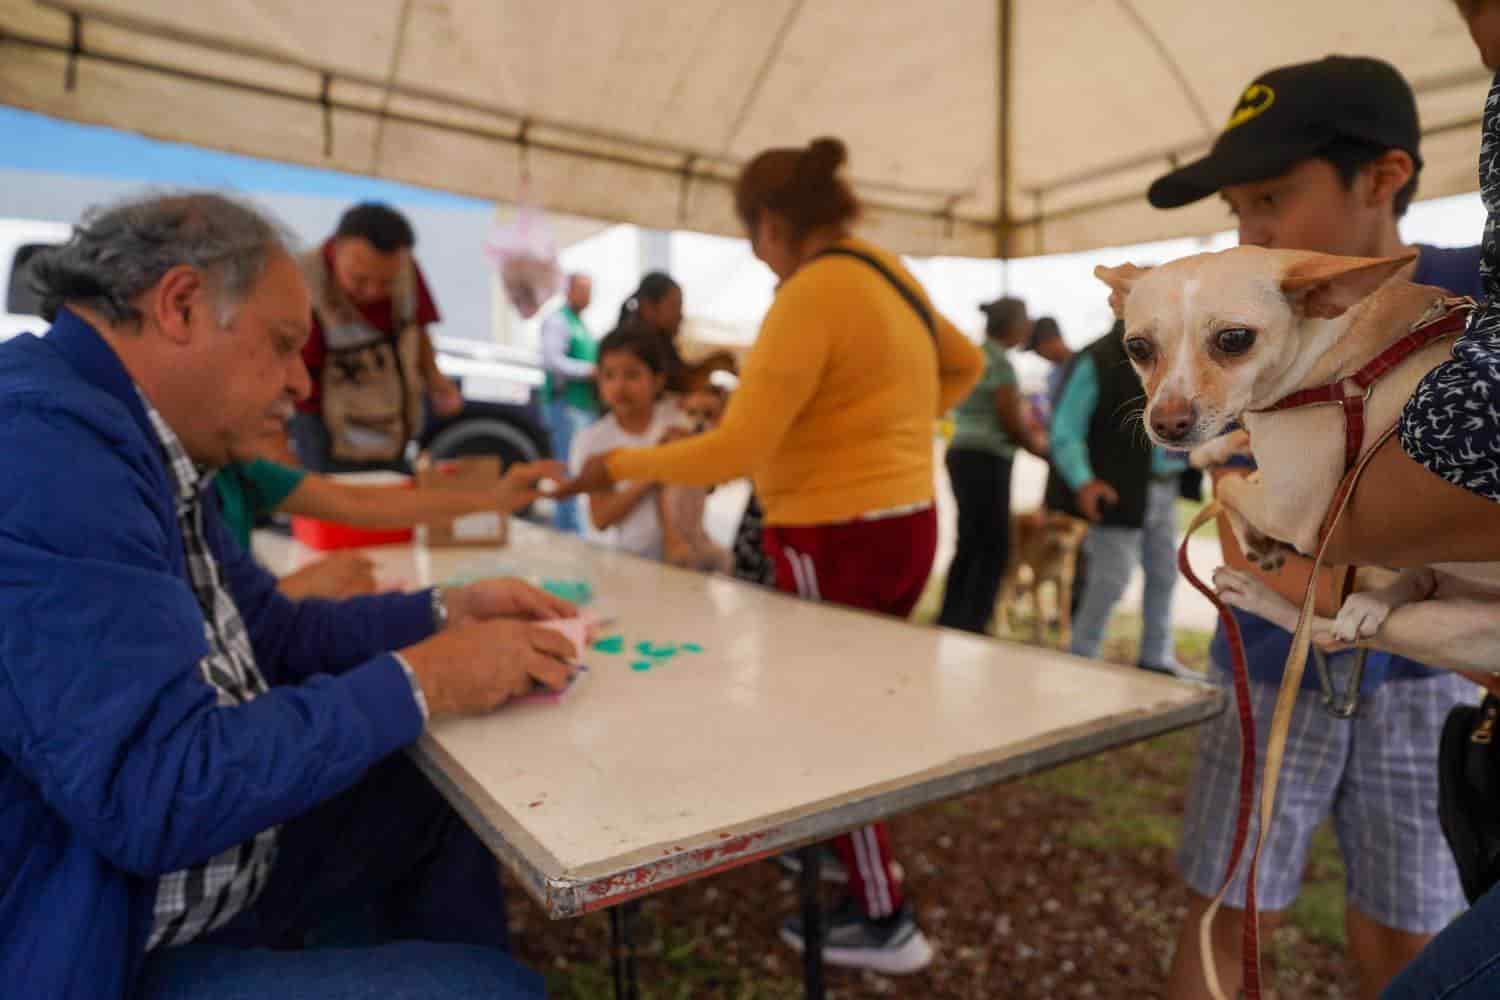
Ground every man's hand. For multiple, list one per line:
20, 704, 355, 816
1076, 479, 1119, 522
400, 619, 578, 718
277, 551, 379, 600
429, 375, 465, 419
445, 578, 576, 628
552, 453, 616, 499
494, 459, 569, 511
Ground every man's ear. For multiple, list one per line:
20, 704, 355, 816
1280, 252, 1417, 320
1094, 263, 1151, 319
147, 264, 208, 345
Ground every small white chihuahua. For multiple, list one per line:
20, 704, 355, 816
1097, 246, 1500, 668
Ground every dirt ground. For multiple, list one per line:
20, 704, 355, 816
505, 620, 1359, 999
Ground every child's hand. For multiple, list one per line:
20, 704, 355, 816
554, 454, 616, 498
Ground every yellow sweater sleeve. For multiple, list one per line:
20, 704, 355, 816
609, 283, 831, 487
934, 313, 984, 414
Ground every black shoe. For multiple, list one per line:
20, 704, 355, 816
774, 844, 849, 884
778, 899, 934, 975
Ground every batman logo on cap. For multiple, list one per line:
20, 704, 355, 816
1226, 84, 1275, 130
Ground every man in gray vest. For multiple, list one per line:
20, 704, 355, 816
539, 274, 598, 533
289, 203, 464, 472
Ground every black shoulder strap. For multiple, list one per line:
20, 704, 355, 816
813, 246, 935, 341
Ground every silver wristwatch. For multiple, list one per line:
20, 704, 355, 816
430, 586, 450, 631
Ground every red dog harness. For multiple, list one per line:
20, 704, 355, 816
1252, 300, 1473, 474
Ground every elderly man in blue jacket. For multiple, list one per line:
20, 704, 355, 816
0, 193, 580, 999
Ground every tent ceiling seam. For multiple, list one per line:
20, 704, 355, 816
1116, 0, 1213, 133
368, 0, 415, 175
720, 0, 806, 156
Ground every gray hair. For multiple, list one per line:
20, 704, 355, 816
32, 191, 297, 328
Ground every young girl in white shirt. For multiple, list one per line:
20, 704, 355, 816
570, 325, 677, 559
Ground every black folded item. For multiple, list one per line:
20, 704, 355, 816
1439, 694, 1500, 904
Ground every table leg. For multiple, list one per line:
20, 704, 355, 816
610, 900, 641, 1000
799, 845, 825, 1000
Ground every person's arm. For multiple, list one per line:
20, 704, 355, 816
656, 488, 692, 561
1321, 435, 1500, 567
607, 282, 833, 487
416, 327, 464, 417
541, 313, 597, 381
1049, 355, 1098, 490
276, 459, 565, 528
405, 267, 462, 416
991, 359, 1047, 458
934, 315, 985, 414
276, 551, 378, 601
587, 481, 657, 531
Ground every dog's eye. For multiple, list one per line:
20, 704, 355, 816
1123, 338, 1155, 364
1215, 328, 1256, 355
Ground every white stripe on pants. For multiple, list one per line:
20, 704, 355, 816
783, 546, 897, 918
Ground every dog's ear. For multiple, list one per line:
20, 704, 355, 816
1280, 253, 1417, 320
1094, 263, 1151, 319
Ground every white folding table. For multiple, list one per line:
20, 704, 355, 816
255, 521, 1223, 997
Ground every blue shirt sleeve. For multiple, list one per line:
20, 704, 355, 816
0, 403, 427, 878
1050, 354, 1098, 491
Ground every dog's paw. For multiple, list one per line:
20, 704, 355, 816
1214, 567, 1272, 611
1241, 527, 1288, 572
1331, 593, 1392, 643
1212, 566, 1302, 632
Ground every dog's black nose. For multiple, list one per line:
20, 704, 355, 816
1150, 401, 1197, 443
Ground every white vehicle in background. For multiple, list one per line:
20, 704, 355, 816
0, 219, 72, 342
0, 217, 552, 467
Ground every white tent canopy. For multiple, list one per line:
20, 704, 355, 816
0, 0, 1488, 258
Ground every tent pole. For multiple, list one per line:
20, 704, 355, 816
995, 0, 1014, 261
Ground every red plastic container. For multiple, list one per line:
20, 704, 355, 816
290, 517, 413, 550
289, 471, 415, 550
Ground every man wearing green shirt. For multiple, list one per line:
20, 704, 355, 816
540, 274, 598, 534
937, 297, 1048, 634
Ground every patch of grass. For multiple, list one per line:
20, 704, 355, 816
1025, 729, 1197, 854
543, 913, 803, 1000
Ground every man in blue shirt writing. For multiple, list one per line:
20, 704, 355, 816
0, 192, 579, 1000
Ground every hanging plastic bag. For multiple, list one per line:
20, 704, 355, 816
483, 198, 562, 319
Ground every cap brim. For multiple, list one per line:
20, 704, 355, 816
1147, 140, 1321, 209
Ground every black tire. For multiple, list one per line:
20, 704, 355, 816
425, 415, 544, 467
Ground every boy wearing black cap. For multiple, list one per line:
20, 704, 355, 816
1149, 56, 1483, 999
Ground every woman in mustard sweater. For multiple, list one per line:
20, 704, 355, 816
568, 137, 982, 975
